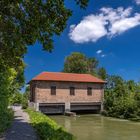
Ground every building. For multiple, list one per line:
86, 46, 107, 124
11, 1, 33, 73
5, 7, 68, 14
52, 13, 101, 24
29, 72, 106, 114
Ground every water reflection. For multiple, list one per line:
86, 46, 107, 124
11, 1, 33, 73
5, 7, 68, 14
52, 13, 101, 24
50, 115, 140, 140
64, 117, 71, 131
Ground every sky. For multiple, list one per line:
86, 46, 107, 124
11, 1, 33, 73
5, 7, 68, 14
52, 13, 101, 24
24, 0, 140, 85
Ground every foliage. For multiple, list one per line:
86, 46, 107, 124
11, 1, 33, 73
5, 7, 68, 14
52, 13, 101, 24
9, 85, 30, 108
86, 57, 99, 75
9, 92, 23, 105
23, 86, 30, 100
75, 0, 89, 8
104, 75, 140, 121
0, 108, 14, 135
25, 109, 75, 140
0, 0, 88, 56
0, 1, 89, 133
63, 52, 106, 79
98, 67, 107, 80
21, 85, 30, 109
0, 67, 17, 134
0, 63, 24, 134
22, 98, 28, 109
63, 52, 88, 73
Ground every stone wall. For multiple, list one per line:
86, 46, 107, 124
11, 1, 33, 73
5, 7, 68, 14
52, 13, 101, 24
30, 81, 104, 105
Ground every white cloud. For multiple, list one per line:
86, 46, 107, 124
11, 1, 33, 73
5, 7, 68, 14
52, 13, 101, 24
96, 50, 106, 58
101, 54, 106, 58
69, 15, 107, 43
69, 7, 140, 43
101, 7, 140, 37
135, 0, 140, 5
96, 50, 102, 54
109, 13, 140, 36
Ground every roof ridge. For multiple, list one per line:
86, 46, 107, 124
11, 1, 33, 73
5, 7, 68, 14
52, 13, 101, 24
42, 71, 93, 75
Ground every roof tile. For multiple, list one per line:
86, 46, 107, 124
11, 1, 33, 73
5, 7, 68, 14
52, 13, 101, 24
31, 72, 105, 83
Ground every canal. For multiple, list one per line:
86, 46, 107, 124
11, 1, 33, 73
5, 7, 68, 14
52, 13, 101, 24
50, 114, 140, 140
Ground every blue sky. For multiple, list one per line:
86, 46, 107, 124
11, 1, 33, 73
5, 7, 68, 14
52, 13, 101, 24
24, 0, 140, 84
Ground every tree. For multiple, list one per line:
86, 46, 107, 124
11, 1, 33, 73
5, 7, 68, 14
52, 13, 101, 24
98, 67, 107, 80
63, 52, 88, 73
0, 0, 89, 86
87, 58, 99, 75
0, 0, 89, 94
23, 85, 30, 100
126, 80, 136, 92
0, 0, 88, 56
0, 68, 17, 133
104, 75, 140, 120
0, 0, 89, 73
0, 0, 89, 133
22, 86, 30, 109
10, 92, 23, 105
63, 52, 100, 74
63, 52, 107, 78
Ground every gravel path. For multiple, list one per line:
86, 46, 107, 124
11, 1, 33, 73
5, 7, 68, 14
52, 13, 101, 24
2, 106, 37, 140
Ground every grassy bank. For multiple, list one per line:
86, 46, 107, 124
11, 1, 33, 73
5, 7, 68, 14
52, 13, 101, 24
0, 108, 14, 136
25, 109, 75, 140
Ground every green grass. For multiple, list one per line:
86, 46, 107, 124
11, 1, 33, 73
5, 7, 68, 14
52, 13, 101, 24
25, 108, 76, 140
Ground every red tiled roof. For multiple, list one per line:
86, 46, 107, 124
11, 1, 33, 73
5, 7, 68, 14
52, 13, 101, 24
31, 72, 105, 83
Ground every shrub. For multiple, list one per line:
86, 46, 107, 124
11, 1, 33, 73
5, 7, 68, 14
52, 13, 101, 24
9, 92, 23, 105
25, 109, 75, 140
100, 110, 108, 116
0, 109, 14, 135
22, 98, 28, 109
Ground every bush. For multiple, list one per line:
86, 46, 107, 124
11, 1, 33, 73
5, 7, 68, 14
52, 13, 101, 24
25, 109, 75, 140
22, 98, 28, 109
100, 110, 108, 116
104, 76, 140, 121
0, 109, 14, 135
9, 92, 23, 105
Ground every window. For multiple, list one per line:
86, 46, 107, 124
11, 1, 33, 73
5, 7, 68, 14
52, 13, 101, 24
51, 86, 56, 95
70, 87, 75, 96
87, 87, 92, 96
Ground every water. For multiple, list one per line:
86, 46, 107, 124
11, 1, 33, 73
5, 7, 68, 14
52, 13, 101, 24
50, 114, 140, 140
